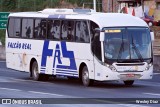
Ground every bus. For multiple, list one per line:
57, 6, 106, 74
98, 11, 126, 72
6, 8, 154, 86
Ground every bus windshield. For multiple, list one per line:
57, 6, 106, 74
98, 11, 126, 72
104, 27, 152, 63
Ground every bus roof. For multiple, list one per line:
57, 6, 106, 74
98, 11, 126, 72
9, 8, 148, 29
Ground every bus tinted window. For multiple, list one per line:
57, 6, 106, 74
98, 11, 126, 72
47, 20, 54, 39
8, 18, 21, 37
8, 18, 14, 37
53, 20, 61, 40
61, 20, 68, 40
61, 20, 74, 41
22, 19, 33, 38
90, 21, 101, 61
47, 20, 60, 40
14, 18, 21, 37
34, 19, 47, 39
68, 21, 75, 41
75, 21, 89, 43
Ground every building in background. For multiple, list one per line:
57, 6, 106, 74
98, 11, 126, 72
102, 0, 119, 12
101, 0, 160, 26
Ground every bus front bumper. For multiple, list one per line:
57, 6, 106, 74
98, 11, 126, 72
95, 66, 153, 81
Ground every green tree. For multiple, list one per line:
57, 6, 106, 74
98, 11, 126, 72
1, 0, 17, 11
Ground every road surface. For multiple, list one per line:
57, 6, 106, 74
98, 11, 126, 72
0, 61, 160, 107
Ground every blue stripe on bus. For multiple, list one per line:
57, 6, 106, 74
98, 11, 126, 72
56, 71, 78, 75
41, 40, 77, 74
56, 73, 78, 77
56, 70, 78, 74
56, 69, 77, 72
41, 67, 46, 69
56, 41, 77, 70
53, 69, 77, 73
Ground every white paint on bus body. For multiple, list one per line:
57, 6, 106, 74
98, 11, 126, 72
6, 9, 153, 83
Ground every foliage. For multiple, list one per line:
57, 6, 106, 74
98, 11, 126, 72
1, 0, 17, 11
0, 0, 98, 12
0, 30, 5, 45
0, 0, 102, 45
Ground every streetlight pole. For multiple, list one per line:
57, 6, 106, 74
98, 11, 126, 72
93, 0, 96, 11
34, 0, 36, 11
112, 0, 113, 12
18, 0, 20, 11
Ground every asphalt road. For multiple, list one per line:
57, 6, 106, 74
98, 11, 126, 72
0, 61, 160, 107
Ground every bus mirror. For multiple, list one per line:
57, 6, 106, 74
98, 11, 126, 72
94, 28, 100, 33
150, 32, 154, 41
100, 33, 104, 41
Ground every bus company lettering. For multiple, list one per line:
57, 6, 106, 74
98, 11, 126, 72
41, 40, 77, 72
8, 42, 31, 50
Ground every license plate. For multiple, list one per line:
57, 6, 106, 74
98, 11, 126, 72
126, 74, 135, 77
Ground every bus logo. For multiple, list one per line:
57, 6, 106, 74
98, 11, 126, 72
41, 40, 77, 74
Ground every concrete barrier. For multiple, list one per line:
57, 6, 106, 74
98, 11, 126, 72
0, 46, 6, 60
153, 55, 160, 72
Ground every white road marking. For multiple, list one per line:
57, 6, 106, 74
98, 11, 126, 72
143, 93, 160, 96
153, 73, 160, 75
28, 91, 64, 97
0, 87, 22, 92
0, 87, 71, 97
118, 104, 151, 107
0, 60, 5, 62
10, 78, 57, 85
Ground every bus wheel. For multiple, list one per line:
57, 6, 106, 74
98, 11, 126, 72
124, 80, 134, 86
82, 66, 93, 86
32, 61, 42, 81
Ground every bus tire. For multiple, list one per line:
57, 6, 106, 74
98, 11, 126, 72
124, 80, 134, 86
82, 66, 93, 86
32, 61, 42, 81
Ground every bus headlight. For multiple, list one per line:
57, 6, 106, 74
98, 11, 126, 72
104, 63, 117, 72
145, 63, 152, 70
109, 65, 117, 72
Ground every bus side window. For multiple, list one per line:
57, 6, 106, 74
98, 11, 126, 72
8, 18, 21, 38
34, 19, 41, 38
14, 18, 21, 37
47, 20, 54, 39
8, 18, 14, 37
75, 20, 89, 43
90, 21, 101, 61
34, 19, 47, 39
61, 20, 68, 40
93, 33, 102, 61
61, 20, 74, 41
22, 19, 33, 38
68, 21, 74, 41
53, 20, 61, 40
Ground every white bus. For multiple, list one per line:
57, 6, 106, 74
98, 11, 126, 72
6, 8, 154, 86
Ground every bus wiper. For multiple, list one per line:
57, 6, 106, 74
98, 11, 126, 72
131, 35, 144, 62
117, 32, 124, 62
117, 42, 124, 62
